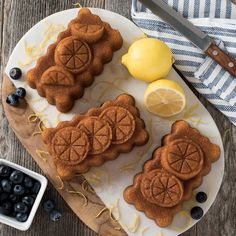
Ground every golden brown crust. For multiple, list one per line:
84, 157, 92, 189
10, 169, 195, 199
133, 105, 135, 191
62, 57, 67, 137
54, 36, 92, 74
42, 94, 149, 179
52, 126, 89, 165
161, 139, 204, 180
41, 66, 75, 86
124, 120, 220, 227
162, 120, 221, 176
77, 116, 112, 155
99, 106, 136, 144
70, 23, 105, 43
140, 169, 183, 207
27, 8, 123, 112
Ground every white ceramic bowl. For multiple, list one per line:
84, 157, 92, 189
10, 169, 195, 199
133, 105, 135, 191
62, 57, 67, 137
0, 159, 47, 231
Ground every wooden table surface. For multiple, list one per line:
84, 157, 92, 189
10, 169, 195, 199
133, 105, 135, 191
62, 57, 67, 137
0, 0, 236, 235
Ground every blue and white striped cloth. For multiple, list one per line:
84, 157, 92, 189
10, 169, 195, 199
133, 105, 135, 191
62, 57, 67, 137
132, 0, 236, 126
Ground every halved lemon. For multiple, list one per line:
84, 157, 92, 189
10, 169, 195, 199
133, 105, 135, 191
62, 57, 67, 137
144, 79, 186, 117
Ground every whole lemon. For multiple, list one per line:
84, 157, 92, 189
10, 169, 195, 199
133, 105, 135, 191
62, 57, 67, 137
122, 38, 173, 82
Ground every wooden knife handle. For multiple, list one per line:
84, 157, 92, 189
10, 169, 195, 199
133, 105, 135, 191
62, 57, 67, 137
205, 43, 236, 78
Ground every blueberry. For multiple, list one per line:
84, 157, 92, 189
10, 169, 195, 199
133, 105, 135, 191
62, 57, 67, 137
16, 212, 28, 222
6, 93, 19, 107
0, 165, 11, 177
11, 211, 17, 218
31, 194, 37, 199
43, 200, 55, 213
9, 194, 19, 203
50, 210, 62, 222
22, 196, 34, 207
196, 192, 207, 203
190, 206, 204, 220
9, 67, 22, 80
24, 188, 30, 195
0, 206, 7, 215
0, 193, 9, 202
14, 202, 28, 213
15, 87, 26, 99
24, 176, 33, 188
1, 201, 13, 216
10, 170, 24, 184
13, 185, 25, 195
31, 182, 41, 194
1, 179, 12, 193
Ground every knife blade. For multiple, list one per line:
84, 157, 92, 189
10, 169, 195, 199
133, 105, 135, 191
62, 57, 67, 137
139, 0, 236, 78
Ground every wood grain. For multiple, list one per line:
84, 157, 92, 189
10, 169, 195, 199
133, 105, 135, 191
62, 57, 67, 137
0, 0, 236, 236
2, 75, 127, 236
206, 43, 236, 78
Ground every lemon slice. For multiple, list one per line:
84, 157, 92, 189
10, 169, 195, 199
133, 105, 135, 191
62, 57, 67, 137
144, 79, 186, 117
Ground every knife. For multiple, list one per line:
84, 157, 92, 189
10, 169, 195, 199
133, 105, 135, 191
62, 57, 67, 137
139, 0, 236, 78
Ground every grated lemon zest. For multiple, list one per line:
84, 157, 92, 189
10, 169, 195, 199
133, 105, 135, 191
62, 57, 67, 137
170, 210, 192, 232
119, 162, 136, 172
180, 210, 192, 228
85, 169, 108, 184
40, 23, 65, 49
171, 226, 181, 231
81, 179, 95, 193
89, 78, 127, 102
109, 199, 120, 222
89, 169, 107, 177
19, 22, 65, 67
28, 113, 47, 123
56, 111, 61, 125
126, 213, 140, 233
66, 189, 88, 206
95, 207, 108, 218
38, 119, 46, 131
32, 131, 42, 136
223, 128, 230, 143
183, 104, 199, 120
85, 177, 101, 185
159, 230, 164, 236
55, 175, 64, 190
88, 185, 95, 193
81, 179, 88, 191
191, 117, 208, 128
18, 57, 35, 67
140, 227, 149, 236
35, 149, 49, 162
72, 2, 83, 7
24, 40, 35, 54
28, 114, 48, 136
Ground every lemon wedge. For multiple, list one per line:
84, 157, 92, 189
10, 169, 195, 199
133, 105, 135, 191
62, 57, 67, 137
122, 38, 173, 82
144, 79, 186, 117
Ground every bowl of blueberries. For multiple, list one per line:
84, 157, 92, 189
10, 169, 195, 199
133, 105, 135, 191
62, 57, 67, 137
0, 159, 47, 231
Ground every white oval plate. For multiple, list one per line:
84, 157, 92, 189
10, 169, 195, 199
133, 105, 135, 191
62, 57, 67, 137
5, 8, 224, 236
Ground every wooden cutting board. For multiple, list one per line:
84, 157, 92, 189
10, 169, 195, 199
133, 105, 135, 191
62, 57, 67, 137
2, 74, 127, 236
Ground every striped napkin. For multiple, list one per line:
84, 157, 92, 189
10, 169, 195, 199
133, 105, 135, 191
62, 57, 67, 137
132, 0, 236, 126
